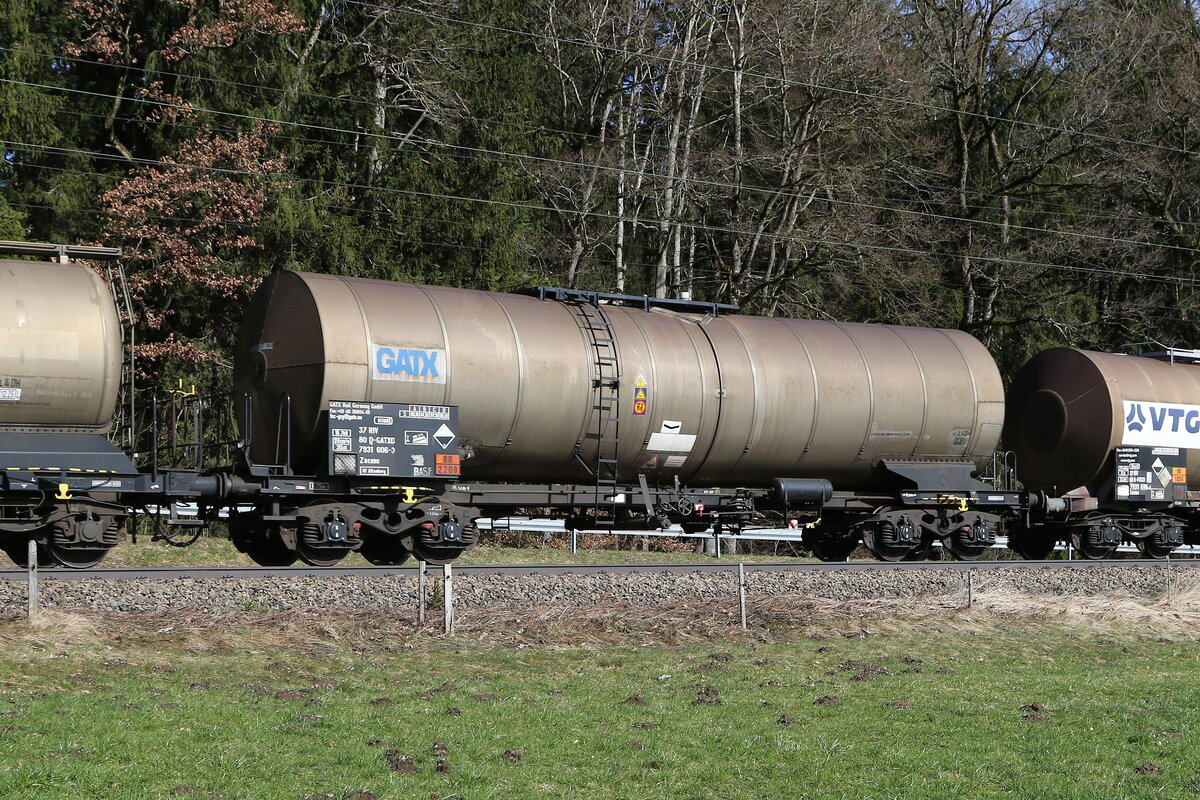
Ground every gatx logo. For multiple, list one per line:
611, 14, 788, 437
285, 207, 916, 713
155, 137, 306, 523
373, 346, 446, 383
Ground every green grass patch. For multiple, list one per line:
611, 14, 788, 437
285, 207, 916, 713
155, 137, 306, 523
0, 625, 1196, 798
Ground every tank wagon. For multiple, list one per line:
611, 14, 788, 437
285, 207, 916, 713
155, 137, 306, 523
232, 271, 1017, 563
8, 239, 1200, 568
0, 242, 144, 567
1005, 347, 1200, 559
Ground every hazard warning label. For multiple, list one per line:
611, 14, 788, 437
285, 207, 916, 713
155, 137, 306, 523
633, 374, 649, 415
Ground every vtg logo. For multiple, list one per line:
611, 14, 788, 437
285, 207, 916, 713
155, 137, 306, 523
1122, 400, 1200, 447
1125, 403, 1146, 432
372, 346, 447, 384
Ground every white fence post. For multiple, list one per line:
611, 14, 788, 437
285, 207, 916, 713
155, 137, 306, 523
418, 561, 427, 624
443, 563, 454, 635
26, 540, 38, 619
738, 562, 747, 631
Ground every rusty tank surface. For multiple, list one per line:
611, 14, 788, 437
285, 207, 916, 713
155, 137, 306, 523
0, 256, 122, 433
1006, 347, 1200, 493
234, 271, 1004, 489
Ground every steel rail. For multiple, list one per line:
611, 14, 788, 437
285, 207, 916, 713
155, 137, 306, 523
0, 558, 1196, 582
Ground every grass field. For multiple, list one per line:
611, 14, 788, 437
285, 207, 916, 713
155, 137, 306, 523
0, 613, 1196, 799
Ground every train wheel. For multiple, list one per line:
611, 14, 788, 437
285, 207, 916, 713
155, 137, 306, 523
1008, 530, 1056, 560
946, 533, 990, 561
1, 541, 56, 568
902, 537, 934, 561
802, 530, 857, 562
47, 544, 110, 569
360, 536, 411, 566
296, 542, 351, 567
242, 531, 298, 567
409, 541, 465, 566
1137, 539, 1175, 560
861, 526, 918, 562
1071, 531, 1117, 560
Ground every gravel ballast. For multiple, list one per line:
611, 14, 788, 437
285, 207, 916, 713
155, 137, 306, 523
0, 564, 1190, 614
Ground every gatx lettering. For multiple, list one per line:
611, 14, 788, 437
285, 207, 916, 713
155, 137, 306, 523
375, 347, 440, 378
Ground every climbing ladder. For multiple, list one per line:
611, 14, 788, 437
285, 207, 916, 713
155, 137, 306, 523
521, 283, 738, 529
570, 301, 621, 522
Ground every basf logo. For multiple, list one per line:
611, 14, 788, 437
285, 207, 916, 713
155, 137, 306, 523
1122, 400, 1200, 448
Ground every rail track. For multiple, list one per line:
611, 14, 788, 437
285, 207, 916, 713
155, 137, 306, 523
0, 558, 1197, 582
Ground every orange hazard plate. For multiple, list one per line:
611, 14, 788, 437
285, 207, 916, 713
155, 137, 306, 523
1173, 467, 1187, 484
435, 454, 461, 476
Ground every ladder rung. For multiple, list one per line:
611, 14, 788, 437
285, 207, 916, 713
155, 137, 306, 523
597, 458, 619, 464
600, 417, 619, 423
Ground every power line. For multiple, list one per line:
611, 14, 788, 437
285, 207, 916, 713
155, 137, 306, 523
339, 0, 1200, 158
15, 197, 1197, 324
4, 79, 1195, 259
25, 95, 1200, 241
868, 171, 1200, 230
0, 45, 610, 147
6, 137, 1195, 289
7, 159, 677, 275
15, 45, 1198, 234
9, 197, 516, 258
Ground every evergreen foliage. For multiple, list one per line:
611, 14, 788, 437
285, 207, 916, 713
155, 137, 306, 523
2, 0, 1199, 386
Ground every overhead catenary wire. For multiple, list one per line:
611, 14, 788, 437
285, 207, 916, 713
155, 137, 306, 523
3, 78, 1196, 260
19, 139, 1192, 314
12, 198, 1193, 326
6, 137, 1197, 290
13, 92, 1198, 244
0, 45, 611, 150
10, 45, 1199, 233
338, 0, 1200, 158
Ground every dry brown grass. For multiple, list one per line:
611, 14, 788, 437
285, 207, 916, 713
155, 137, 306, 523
3, 575, 1200, 653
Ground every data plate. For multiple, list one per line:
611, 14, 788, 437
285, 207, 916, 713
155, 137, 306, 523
327, 401, 460, 478
1113, 445, 1186, 502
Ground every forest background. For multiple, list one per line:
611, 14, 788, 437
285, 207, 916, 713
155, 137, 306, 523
1, 0, 1199, 388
